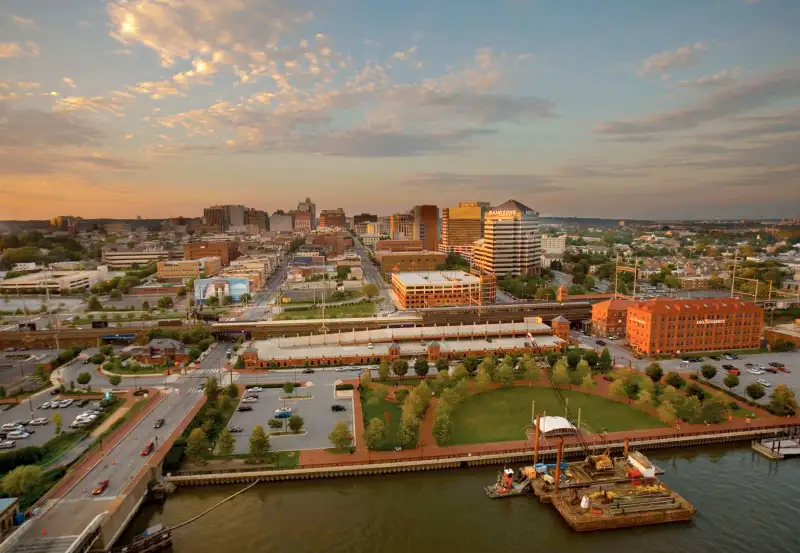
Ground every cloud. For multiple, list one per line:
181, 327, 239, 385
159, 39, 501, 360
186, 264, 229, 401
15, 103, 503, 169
0, 42, 38, 58
295, 128, 496, 157
698, 109, 800, 141
12, 16, 36, 28
16, 82, 40, 89
132, 80, 182, 99
638, 42, 707, 76
399, 172, 563, 193
62, 77, 77, 89
676, 67, 740, 88
0, 103, 104, 148
594, 65, 800, 135
54, 96, 132, 116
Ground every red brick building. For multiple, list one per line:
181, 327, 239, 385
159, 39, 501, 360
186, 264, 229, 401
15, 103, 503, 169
626, 298, 764, 356
374, 240, 423, 252
184, 241, 240, 266
591, 299, 633, 338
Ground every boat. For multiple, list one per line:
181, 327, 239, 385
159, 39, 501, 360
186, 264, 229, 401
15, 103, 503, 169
484, 467, 535, 499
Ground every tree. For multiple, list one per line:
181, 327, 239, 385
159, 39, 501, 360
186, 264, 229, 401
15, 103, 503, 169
723, 374, 740, 389
497, 364, 515, 388
657, 401, 677, 424
0, 386, 5, 399
205, 296, 219, 307
664, 371, 686, 389
645, 363, 664, 383
553, 359, 570, 387
413, 358, 430, 378
769, 384, 798, 416
745, 382, 766, 401
635, 388, 653, 409
234, 356, 245, 370
462, 356, 480, 374
546, 352, 560, 367
677, 395, 702, 424
217, 429, 235, 459
288, 415, 305, 433
204, 377, 220, 401
572, 360, 590, 386
580, 373, 596, 391
109, 289, 122, 300
141, 300, 150, 312
432, 411, 453, 445
391, 360, 408, 378
226, 382, 238, 398
398, 419, 419, 449
377, 360, 390, 381
177, 287, 187, 298
240, 293, 251, 304
362, 283, 378, 300
283, 381, 295, 396
76, 372, 91, 385
475, 366, 493, 392
599, 348, 612, 372
249, 425, 271, 460
328, 420, 352, 451
566, 350, 582, 368
450, 364, 468, 382
186, 428, 207, 460
364, 418, 387, 450
108, 374, 121, 387
360, 369, 373, 389
434, 359, 449, 373
87, 295, 102, 311
583, 350, 600, 367
51, 412, 62, 434
157, 296, 174, 310
1, 465, 43, 497
700, 364, 717, 380
609, 378, 629, 401
701, 395, 728, 423
189, 348, 201, 361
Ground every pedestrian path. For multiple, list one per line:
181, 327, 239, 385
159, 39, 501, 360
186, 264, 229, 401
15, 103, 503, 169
191, 367, 230, 376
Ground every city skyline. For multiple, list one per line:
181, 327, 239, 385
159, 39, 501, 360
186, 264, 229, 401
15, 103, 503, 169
1, 0, 799, 220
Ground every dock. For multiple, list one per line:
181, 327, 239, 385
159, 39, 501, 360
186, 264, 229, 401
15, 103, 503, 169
752, 438, 800, 460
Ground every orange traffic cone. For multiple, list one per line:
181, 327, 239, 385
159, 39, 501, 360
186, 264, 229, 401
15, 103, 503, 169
42, 528, 47, 536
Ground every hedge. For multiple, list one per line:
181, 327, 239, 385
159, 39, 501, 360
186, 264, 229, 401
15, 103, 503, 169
335, 383, 354, 391
246, 383, 286, 389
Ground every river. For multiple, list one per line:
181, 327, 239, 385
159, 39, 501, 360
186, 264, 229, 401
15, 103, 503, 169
123, 445, 800, 553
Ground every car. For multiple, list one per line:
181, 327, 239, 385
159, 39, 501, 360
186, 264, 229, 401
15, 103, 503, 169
7, 431, 30, 440
727, 368, 741, 376
92, 480, 110, 495
596, 340, 606, 346
722, 364, 734, 370
302, 368, 315, 374
132, 389, 147, 396
228, 425, 243, 433
747, 368, 764, 375
29, 418, 49, 426
764, 367, 778, 374
366, 343, 373, 349
140, 441, 154, 456
70, 420, 89, 429
248, 387, 263, 392
242, 396, 258, 403
778, 366, 791, 373
237, 405, 253, 412
0, 441, 15, 450
769, 362, 784, 368
710, 356, 721, 361
83, 358, 91, 364
745, 363, 755, 368
728, 353, 740, 360
608, 335, 619, 341
331, 404, 346, 412
50, 389, 60, 396
756, 379, 772, 388
39, 401, 52, 410
59, 399, 73, 408
334, 367, 349, 372
153, 418, 165, 429
10, 420, 29, 427
77, 399, 90, 407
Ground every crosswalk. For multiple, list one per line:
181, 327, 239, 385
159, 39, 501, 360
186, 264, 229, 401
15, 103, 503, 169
191, 367, 230, 376
187, 368, 239, 393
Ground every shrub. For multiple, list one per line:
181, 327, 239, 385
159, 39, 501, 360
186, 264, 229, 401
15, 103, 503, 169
664, 371, 686, 389
268, 418, 284, 429
335, 383, 354, 391
394, 388, 410, 403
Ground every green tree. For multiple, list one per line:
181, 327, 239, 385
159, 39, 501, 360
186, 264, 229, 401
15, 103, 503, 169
435, 359, 449, 373
645, 363, 664, 383
450, 363, 468, 382
609, 378, 629, 401
583, 350, 600, 367
288, 415, 305, 433
413, 358, 430, 378
108, 374, 121, 387
363, 418, 387, 450
283, 381, 295, 396
497, 363, 515, 388
746, 382, 766, 401
657, 401, 677, 424
157, 296, 174, 310
361, 283, 378, 300
87, 295, 102, 311
572, 360, 590, 385
141, 300, 150, 312
360, 369, 373, 389
723, 374, 740, 389
76, 372, 91, 385
565, 350, 582, 368
328, 420, 352, 451
100, 345, 114, 356
1, 465, 43, 497
701, 395, 728, 423
234, 356, 245, 370
185, 428, 207, 460
700, 364, 717, 380
462, 356, 480, 374
580, 372, 596, 390
478, 356, 497, 380
217, 429, 235, 459
432, 411, 453, 445
225, 382, 239, 398
398, 419, 418, 449
552, 359, 570, 387
677, 395, 702, 423
664, 371, 686, 389
204, 377, 220, 402
109, 289, 122, 300
546, 351, 560, 367
377, 360, 390, 381
475, 366, 493, 392
599, 348, 612, 372
391, 360, 409, 378
205, 296, 219, 307
51, 411, 62, 434
769, 384, 798, 416
0, 386, 5, 399
219, 395, 233, 412
177, 287, 187, 298
249, 425, 271, 460
240, 293, 251, 304
635, 388, 653, 409
189, 348, 201, 361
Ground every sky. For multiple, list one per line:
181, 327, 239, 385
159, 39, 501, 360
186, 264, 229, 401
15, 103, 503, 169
0, 0, 799, 221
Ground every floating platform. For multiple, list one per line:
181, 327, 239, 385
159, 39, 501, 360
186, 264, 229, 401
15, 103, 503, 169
752, 438, 800, 460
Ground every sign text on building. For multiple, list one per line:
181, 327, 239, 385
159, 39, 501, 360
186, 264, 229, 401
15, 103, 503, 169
696, 319, 726, 325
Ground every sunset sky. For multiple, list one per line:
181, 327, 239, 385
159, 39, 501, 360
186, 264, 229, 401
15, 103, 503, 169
1, 0, 799, 221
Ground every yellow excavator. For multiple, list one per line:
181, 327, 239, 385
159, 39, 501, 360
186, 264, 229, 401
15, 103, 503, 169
586, 448, 613, 472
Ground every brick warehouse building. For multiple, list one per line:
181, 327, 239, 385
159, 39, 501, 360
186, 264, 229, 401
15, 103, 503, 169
626, 298, 764, 356
591, 298, 633, 338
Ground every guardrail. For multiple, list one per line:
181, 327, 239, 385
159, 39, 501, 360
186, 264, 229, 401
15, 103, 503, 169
64, 512, 107, 553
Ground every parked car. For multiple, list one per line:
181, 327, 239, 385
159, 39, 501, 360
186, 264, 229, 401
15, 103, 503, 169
7, 431, 30, 440
49, 389, 60, 396
248, 387, 263, 392
745, 363, 755, 368
77, 400, 90, 407
727, 353, 740, 360
334, 367, 349, 372
11, 420, 30, 427
140, 441, 154, 456
331, 405, 346, 412
778, 366, 791, 373
727, 368, 741, 376
608, 335, 619, 341
39, 401, 52, 410
274, 407, 292, 418
92, 480, 110, 495
59, 399, 73, 408
302, 368, 315, 374
83, 358, 91, 364
228, 425, 243, 433
237, 405, 253, 412
769, 362, 784, 368
29, 418, 49, 426
722, 364, 734, 370
1, 423, 23, 433
153, 418, 165, 429
747, 368, 764, 375
710, 356, 721, 361
764, 367, 778, 374
595, 340, 606, 346
756, 379, 772, 387
0, 441, 15, 449
242, 396, 258, 403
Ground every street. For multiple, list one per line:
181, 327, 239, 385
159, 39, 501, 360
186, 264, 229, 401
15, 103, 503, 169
351, 235, 395, 314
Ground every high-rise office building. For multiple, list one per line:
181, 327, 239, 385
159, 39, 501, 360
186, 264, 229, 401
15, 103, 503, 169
204, 206, 226, 230
440, 201, 489, 261
203, 204, 246, 231
389, 212, 414, 240
319, 208, 347, 229
270, 211, 293, 232
297, 197, 316, 229
412, 205, 439, 252
244, 208, 269, 230
473, 199, 540, 277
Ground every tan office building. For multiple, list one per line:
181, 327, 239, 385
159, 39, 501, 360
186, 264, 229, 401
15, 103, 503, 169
376, 251, 446, 274
157, 257, 222, 282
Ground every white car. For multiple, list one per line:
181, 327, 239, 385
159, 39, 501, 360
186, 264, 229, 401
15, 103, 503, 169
7, 431, 31, 440
248, 387, 263, 392
274, 407, 292, 415
241, 396, 258, 403
747, 368, 764, 375
756, 379, 772, 387
76, 414, 97, 422
0, 441, 15, 449
59, 399, 73, 408
39, 401, 52, 409
0, 423, 22, 432
334, 367, 349, 372
29, 418, 49, 426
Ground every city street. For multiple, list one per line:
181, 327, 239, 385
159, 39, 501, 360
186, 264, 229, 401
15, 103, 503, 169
240, 257, 291, 321
352, 235, 395, 314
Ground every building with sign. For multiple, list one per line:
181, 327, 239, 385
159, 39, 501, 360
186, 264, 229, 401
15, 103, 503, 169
194, 277, 252, 303
625, 298, 764, 356
473, 199, 541, 277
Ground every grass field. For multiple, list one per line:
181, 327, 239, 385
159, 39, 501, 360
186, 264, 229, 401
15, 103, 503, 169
360, 388, 404, 450
274, 301, 377, 320
448, 387, 666, 445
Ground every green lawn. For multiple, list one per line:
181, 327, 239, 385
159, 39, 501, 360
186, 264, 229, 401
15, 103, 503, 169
274, 301, 377, 320
448, 387, 666, 445
360, 389, 404, 450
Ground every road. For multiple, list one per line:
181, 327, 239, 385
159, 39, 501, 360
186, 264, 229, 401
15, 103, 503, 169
240, 257, 291, 322
351, 235, 395, 315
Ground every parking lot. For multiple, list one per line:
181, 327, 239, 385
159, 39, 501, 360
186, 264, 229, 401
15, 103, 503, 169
0, 394, 104, 448
227, 374, 354, 452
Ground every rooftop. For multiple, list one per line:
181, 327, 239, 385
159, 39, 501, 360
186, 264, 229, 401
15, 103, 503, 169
0, 497, 18, 512
629, 297, 762, 314
393, 270, 478, 287
592, 298, 634, 312
535, 416, 577, 435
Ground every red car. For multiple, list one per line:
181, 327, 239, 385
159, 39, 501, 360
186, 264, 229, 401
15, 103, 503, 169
778, 366, 791, 373
92, 480, 109, 495
140, 441, 154, 456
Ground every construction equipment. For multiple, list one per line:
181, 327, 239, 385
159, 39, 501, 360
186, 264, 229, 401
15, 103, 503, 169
587, 448, 613, 472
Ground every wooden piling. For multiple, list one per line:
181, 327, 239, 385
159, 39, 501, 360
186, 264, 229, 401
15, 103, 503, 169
534, 415, 541, 465
554, 438, 564, 494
